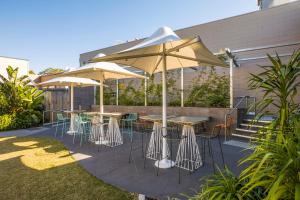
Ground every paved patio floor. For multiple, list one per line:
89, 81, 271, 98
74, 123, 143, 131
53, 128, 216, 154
34, 127, 250, 199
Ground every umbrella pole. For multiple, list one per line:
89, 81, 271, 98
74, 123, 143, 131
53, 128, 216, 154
155, 46, 175, 169
67, 84, 75, 134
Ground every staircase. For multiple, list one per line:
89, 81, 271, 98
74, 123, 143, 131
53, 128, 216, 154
232, 113, 274, 139
224, 96, 275, 148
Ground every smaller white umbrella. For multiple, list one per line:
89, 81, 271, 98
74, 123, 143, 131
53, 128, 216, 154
38, 76, 101, 133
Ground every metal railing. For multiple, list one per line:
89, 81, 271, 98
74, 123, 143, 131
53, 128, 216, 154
224, 96, 256, 141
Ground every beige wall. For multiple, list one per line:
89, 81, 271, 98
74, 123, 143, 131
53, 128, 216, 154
79, 1, 300, 109
0, 56, 29, 78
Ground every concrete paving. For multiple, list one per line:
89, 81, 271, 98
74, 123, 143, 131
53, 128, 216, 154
31, 127, 250, 199
0, 127, 50, 137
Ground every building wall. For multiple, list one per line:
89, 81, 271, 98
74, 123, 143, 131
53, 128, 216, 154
0, 56, 29, 78
79, 1, 300, 109
259, 0, 299, 9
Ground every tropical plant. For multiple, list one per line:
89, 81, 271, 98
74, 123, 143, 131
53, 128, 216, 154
0, 66, 44, 114
193, 49, 300, 200
240, 49, 300, 200
191, 167, 244, 200
0, 66, 44, 130
249, 50, 300, 131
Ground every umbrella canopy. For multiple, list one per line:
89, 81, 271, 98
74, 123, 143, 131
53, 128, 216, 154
91, 26, 227, 74
38, 76, 101, 118
61, 59, 146, 116
90, 26, 227, 169
38, 76, 101, 87
62, 60, 145, 80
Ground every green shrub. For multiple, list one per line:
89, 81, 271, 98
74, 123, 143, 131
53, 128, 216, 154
0, 66, 44, 131
185, 67, 229, 108
0, 114, 15, 131
0, 110, 42, 131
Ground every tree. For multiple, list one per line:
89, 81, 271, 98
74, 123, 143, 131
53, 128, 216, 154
38, 67, 65, 75
0, 66, 43, 114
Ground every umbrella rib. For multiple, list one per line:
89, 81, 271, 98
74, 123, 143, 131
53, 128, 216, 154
90, 52, 161, 63
167, 53, 227, 67
153, 56, 163, 72
166, 38, 198, 53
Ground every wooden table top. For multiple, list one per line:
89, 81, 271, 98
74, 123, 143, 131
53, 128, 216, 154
83, 112, 123, 117
139, 115, 176, 122
167, 116, 210, 126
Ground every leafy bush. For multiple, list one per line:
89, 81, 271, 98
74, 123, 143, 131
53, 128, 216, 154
0, 110, 42, 131
0, 114, 15, 131
185, 67, 229, 107
0, 66, 44, 131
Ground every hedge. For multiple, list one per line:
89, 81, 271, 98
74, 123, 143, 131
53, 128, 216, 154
0, 110, 42, 131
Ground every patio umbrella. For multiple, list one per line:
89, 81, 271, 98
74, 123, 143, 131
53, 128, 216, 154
38, 76, 101, 133
62, 58, 146, 115
90, 26, 227, 168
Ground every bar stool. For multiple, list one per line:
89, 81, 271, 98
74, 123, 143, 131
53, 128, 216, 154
157, 126, 187, 184
55, 112, 69, 137
197, 125, 225, 172
73, 115, 91, 146
128, 121, 153, 163
121, 113, 138, 138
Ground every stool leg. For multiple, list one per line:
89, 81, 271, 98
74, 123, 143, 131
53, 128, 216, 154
178, 162, 181, 184
218, 135, 225, 168
129, 133, 133, 163
202, 138, 206, 166
55, 121, 58, 137
143, 133, 149, 169
208, 139, 216, 172
141, 133, 144, 158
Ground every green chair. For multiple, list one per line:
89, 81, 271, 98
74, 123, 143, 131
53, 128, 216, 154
73, 115, 92, 146
121, 113, 138, 138
55, 113, 69, 137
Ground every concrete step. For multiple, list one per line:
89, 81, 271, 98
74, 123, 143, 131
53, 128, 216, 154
235, 128, 257, 134
243, 119, 273, 124
240, 123, 264, 129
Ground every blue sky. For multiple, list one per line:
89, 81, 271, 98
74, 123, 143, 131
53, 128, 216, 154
0, 0, 257, 73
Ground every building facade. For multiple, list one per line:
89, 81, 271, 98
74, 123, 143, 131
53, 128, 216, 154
0, 56, 29, 78
79, 1, 300, 110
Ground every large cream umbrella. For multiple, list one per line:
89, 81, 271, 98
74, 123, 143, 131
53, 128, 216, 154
62, 60, 146, 146
38, 76, 101, 133
91, 26, 227, 168
62, 59, 145, 114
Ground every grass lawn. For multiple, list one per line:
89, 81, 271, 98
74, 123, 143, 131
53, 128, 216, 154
0, 136, 136, 200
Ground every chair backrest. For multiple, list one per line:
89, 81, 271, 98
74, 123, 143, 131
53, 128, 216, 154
211, 125, 222, 137
57, 113, 64, 121
128, 113, 138, 120
226, 116, 234, 127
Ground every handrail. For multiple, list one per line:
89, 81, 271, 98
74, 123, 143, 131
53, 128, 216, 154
224, 96, 256, 141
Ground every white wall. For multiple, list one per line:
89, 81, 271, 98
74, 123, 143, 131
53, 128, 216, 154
0, 56, 29, 79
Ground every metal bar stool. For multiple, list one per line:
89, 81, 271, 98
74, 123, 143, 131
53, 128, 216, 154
154, 126, 187, 184
55, 112, 69, 137
196, 125, 225, 172
89, 115, 109, 152
128, 121, 153, 163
